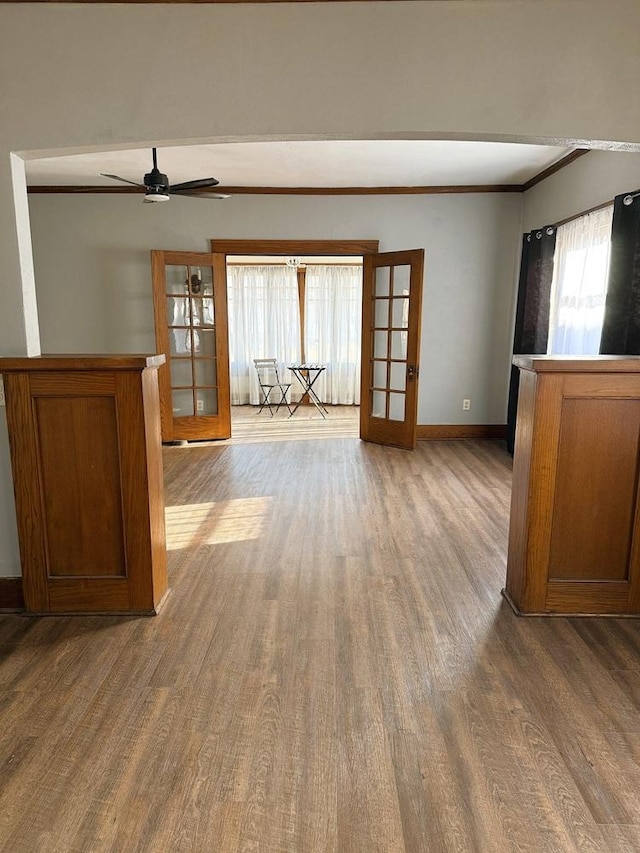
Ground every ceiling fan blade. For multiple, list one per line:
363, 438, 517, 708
170, 190, 231, 199
101, 173, 146, 188
169, 177, 220, 192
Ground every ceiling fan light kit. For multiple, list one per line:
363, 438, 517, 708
101, 147, 225, 202
144, 190, 170, 203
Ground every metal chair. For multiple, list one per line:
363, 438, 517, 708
253, 358, 293, 416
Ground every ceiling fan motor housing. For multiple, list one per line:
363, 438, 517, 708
144, 168, 170, 191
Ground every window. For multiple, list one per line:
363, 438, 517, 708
547, 205, 614, 355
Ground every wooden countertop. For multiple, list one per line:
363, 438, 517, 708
513, 355, 640, 373
0, 354, 165, 372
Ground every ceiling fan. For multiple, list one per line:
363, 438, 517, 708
101, 148, 230, 202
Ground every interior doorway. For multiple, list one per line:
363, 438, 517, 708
225, 253, 363, 437
210, 239, 380, 440
151, 239, 425, 449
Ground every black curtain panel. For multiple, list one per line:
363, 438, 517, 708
600, 190, 640, 354
506, 226, 557, 453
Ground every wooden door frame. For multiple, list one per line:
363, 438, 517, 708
211, 238, 380, 425
210, 239, 379, 257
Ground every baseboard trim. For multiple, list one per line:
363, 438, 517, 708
501, 587, 640, 618
417, 424, 507, 441
0, 577, 25, 611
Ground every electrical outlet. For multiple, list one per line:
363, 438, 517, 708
462, 398, 471, 411
0, 376, 5, 407
196, 399, 204, 413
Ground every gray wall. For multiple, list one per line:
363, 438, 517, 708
523, 151, 640, 229
3, 0, 640, 576
29, 191, 523, 426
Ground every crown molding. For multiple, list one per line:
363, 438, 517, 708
27, 183, 523, 196
26, 150, 590, 197
521, 149, 590, 191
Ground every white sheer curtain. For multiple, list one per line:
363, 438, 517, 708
305, 265, 362, 404
547, 205, 614, 355
227, 265, 301, 405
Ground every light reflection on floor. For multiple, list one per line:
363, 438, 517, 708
164, 496, 271, 550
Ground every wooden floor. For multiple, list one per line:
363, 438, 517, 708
2, 438, 640, 851
228, 404, 359, 443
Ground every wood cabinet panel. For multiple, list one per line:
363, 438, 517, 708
546, 581, 629, 614
505, 356, 640, 616
505, 369, 537, 609
115, 370, 162, 611
34, 395, 126, 577
48, 579, 131, 613
141, 367, 168, 608
548, 398, 640, 582
4, 372, 49, 611
0, 356, 167, 615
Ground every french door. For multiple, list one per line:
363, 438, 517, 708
360, 249, 424, 449
151, 251, 231, 441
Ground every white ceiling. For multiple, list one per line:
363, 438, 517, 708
25, 140, 575, 189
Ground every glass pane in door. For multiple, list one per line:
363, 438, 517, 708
194, 359, 217, 387
372, 390, 386, 418
373, 361, 387, 389
389, 362, 406, 391
392, 265, 411, 296
375, 299, 389, 327
169, 328, 191, 356
191, 264, 214, 297
373, 331, 388, 359
170, 358, 193, 387
167, 297, 190, 327
200, 298, 215, 326
191, 298, 214, 327
391, 331, 408, 360
389, 392, 405, 421
165, 265, 189, 295
392, 297, 409, 328
172, 389, 194, 416
193, 330, 216, 356
196, 388, 218, 416
375, 267, 390, 297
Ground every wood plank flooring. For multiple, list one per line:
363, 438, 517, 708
1, 437, 640, 851
228, 404, 359, 443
